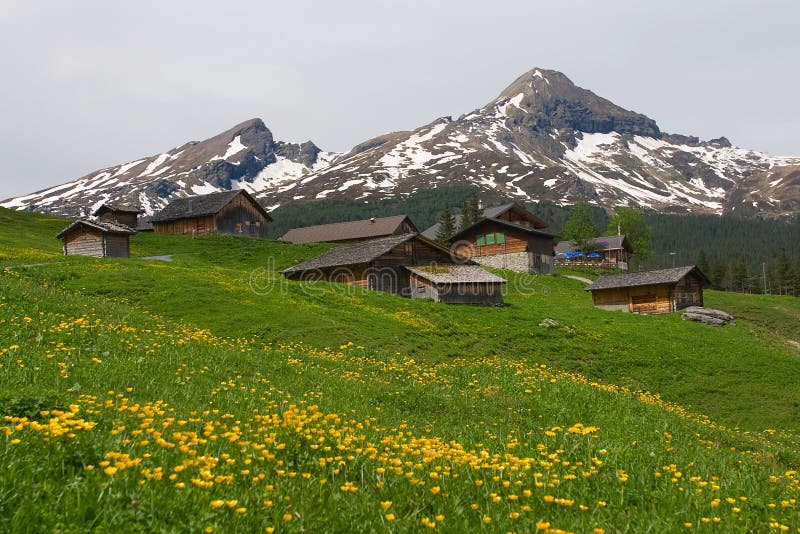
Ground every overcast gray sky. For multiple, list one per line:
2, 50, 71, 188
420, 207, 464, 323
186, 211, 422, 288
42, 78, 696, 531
0, 0, 797, 200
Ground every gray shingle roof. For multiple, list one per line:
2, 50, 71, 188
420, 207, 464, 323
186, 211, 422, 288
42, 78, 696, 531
556, 235, 633, 254
406, 265, 506, 284
92, 203, 143, 216
280, 215, 415, 244
56, 218, 136, 239
585, 265, 710, 291
150, 190, 271, 223
282, 233, 418, 274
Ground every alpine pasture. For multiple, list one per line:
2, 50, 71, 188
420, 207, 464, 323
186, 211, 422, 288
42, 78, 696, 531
1, 208, 799, 533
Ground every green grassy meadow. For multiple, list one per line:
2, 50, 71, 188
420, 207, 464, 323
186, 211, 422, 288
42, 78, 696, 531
1, 207, 799, 532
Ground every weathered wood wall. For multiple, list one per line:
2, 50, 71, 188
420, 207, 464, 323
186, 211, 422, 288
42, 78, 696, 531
673, 273, 704, 309
63, 229, 104, 257
62, 229, 129, 258
153, 216, 216, 236
592, 283, 680, 314
215, 195, 270, 238
154, 195, 269, 237
628, 284, 673, 314
104, 234, 130, 258
408, 274, 504, 305
591, 287, 629, 311
494, 207, 545, 228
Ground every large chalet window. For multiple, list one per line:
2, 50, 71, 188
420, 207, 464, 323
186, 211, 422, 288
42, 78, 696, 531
485, 233, 496, 245
476, 235, 485, 246
496, 233, 505, 244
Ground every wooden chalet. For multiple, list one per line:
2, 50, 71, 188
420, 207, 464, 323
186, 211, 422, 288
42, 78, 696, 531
92, 203, 143, 230
281, 233, 506, 305
431, 203, 556, 274
150, 190, 271, 238
556, 235, 634, 270
585, 265, 710, 314
280, 215, 417, 244
56, 219, 135, 258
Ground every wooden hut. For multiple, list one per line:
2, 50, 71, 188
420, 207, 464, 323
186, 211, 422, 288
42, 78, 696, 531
151, 190, 272, 238
441, 203, 556, 274
556, 235, 633, 270
585, 265, 710, 314
92, 203, 143, 229
282, 233, 506, 305
56, 219, 135, 258
280, 215, 417, 244
406, 265, 506, 305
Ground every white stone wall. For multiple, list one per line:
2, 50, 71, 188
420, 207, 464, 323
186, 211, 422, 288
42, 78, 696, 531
472, 252, 554, 274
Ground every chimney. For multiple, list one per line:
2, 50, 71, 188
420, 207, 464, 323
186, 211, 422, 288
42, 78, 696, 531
369, 217, 375, 224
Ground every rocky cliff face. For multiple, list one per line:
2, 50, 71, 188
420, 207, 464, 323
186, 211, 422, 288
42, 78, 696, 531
3, 68, 798, 218
498, 68, 660, 137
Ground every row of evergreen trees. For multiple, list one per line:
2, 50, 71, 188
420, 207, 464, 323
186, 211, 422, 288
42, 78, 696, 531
434, 194, 482, 243
696, 248, 800, 295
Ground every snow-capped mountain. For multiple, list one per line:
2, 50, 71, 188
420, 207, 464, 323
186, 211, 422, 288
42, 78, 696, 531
283, 68, 799, 217
3, 68, 799, 218
1, 118, 336, 217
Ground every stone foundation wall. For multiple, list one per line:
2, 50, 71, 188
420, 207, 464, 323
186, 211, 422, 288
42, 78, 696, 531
472, 252, 554, 274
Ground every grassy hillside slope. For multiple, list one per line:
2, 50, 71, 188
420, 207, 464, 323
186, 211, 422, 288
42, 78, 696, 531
1, 208, 799, 532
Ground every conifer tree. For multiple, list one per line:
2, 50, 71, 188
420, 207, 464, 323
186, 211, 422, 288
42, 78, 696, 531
695, 249, 710, 275
459, 193, 483, 231
435, 204, 456, 244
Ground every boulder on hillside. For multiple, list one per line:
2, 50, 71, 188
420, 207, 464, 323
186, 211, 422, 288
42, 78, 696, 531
681, 306, 734, 326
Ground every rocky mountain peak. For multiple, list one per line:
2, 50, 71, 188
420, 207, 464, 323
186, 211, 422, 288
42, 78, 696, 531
494, 67, 660, 138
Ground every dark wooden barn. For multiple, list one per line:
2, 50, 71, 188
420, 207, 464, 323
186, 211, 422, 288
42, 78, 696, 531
92, 203, 143, 230
443, 203, 556, 274
281, 233, 506, 305
151, 190, 272, 238
585, 265, 710, 314
406, 265, 506, 305
280, 215, 418, 244
56, 219, 135, 258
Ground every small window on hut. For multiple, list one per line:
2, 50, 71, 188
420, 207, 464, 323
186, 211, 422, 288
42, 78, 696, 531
485, 233, 496, 245
496, 233, 505, 244
476, 235, 485, 246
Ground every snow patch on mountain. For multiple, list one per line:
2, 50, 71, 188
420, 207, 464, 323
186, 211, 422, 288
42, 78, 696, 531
212, 135, 247, 162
